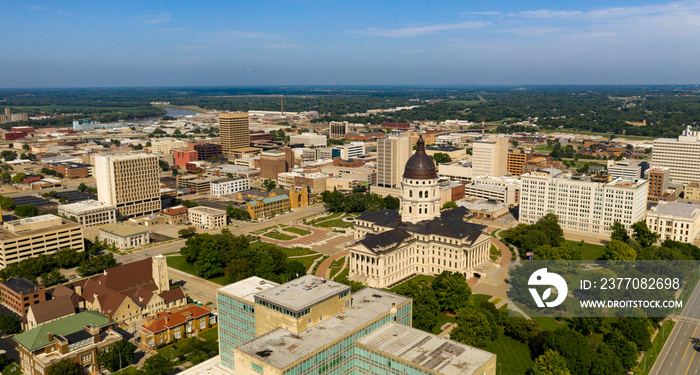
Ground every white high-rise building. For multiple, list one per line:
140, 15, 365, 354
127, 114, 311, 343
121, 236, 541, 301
519, 169, 648, 236
95, 154, 161, 219
652, 126, 700, 183
472, 137, 508, 177
375, 135, 411, 192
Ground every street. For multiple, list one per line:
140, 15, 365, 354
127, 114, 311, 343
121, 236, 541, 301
650, 276, 700, 375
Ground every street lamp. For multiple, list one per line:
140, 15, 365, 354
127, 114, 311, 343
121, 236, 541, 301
498, 363, 502, 375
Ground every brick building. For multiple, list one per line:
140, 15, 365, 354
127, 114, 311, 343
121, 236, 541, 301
0, 277, 46, 316
174, 150, 198, 168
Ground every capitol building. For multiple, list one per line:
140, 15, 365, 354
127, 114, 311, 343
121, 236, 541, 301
349, 135, 493, 288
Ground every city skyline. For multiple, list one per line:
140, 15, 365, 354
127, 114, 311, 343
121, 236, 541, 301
2, 0, 700, 88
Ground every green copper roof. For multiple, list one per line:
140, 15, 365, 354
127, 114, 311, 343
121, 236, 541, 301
14, 311, 110, 351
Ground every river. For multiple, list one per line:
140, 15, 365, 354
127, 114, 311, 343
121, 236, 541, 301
165, 107, 199, 117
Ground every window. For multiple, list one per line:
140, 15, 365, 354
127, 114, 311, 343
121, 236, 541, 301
251, 363, 264, 373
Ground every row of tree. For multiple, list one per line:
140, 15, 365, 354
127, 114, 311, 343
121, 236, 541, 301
320, 189, 400, 213
0, 246, 117, 284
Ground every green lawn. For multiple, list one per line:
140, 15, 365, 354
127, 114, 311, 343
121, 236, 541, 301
432, 312, 457, 334
158, 337, 199, 360
282, 247, 318, 257
199, 328, 219, 342
490, 244, 501, 261
166, 256, 227, 285
634, 320, 676, 375
329, 257, 346, 279
295, 254, 323, 271
487, 333, 535, 375
565, 239, 606, 260
315, 219, 354, 228
531, 317, 567, 332
333, 268, 349, 281
308, 212, 342, 224
2, 363, 23, 375
388, 274, 436, 293
264, 231, 296, 240
284, 227, 312, 236
112, 366, 140, 375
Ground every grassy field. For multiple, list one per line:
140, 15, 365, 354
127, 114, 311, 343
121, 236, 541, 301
166, 256, 227, 285
329, 257, 346, 279
199, 328, 219, 342
487, 333, 535, 375
542, 128, 655, 140
264, 231, 296, 240
388, 274, 436, 293
282, 247, 318, 257
315, 219, 354, 228
490, 244, 501, 261
565, 239, 606, 260
634, 320, 676, 375
308, 212, 342, 224
531, 317, 567, 332
112, 366, 140, 375
283, 227, 312, 236
295, 254, 323, 271
432, 312, 457, 334
333, 268, 349, 281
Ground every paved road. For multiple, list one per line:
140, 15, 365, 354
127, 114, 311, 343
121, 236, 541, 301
650, 277, 700, 375
168, 267, 222, 306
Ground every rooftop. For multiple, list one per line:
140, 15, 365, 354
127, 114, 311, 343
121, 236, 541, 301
99, 222, 150, 237
218, 276, 280, 303
356, 323, 495, 375
189, 206, 226, 216
237, 288, 410, 370
58, 200, 116, 213
2, 277, 41, 294
14, 311, 111, 351
254, 275, 350, 313
649, 202, 700, 219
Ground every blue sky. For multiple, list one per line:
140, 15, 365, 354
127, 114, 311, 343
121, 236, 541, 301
1, 0, 700, 87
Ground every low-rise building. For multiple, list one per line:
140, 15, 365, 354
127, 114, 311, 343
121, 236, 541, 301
25, 296, 76, 330
685, 182, 700, 202
246, 195, 291, 219
188, 206, 227, 229
58, 200, 117, 227
177, 174, 226, 194
437, 160, 473, 183
464, 175, 521, 205
0, 277, 46, 316
44, 162, 91, 179
646, 202, 700, 243
14, 311, 122, 375
140, 304, 215, 348
99, 223, 150, 250
0, 215, 84, 269
163, 205, 188, 225
289, 132, 327, 148
608, 160, 649, 179
211, 178, 250, 197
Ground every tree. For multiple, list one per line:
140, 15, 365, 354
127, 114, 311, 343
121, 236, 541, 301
534, 242, 581, 260
441, 201, 458, 210
632, 221, 660, 248
139, 354, 173, 375
158, 159, 170, 171
0, 172, 10, 184
226, 206, 251, 221
286, 260, 307, 280
178, 226, 197, 238
604, 330, 638, 371
504, 317, 540, 343
611, 317, 652, 351
47, 358, 80, 375
451, 308, 492, 349
197, 244, 224, 279
589, 342, 624, 375
432, 271, 471, 312
54, 247, 84, 268
77, 253, 117, 277
0, 315, 20, 334
22, 144, 30, 151
78, 183, 88, 192
1, 151, 17, 161
431, 152, 452, 164
542, 328, 593, 375
41, 269, 64, 285
262, 179, 277, 192
394, 281, 439, 332
14, 205, 39, 218
603, 239, 637, 260
11, 172, 26, 183
532, 350, 571, 375
610, 221, 630, 242
99, 340, 135, 372
0, 195, 15, 209
383, 195, 400, 209
181, 200, 198, 208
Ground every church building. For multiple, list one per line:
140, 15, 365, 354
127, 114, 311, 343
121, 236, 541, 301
349, 135, 492, 288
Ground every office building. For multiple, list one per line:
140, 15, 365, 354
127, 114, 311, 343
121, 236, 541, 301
174, 150, 198, 168
177, 174, 226, 194
438, 160, 474, 183
194, 142, 223, 161
43, 162, 91, 179
652, 126, 700, 183
260, 150, 291, 180
646, 166, 671, 203
162, 206, 188, 225
507, 149, 528, 176
472, 137, 508, 177
331, 142, 365, 159
519, 169, 648, 236
607, 160, 649, 179
0, 277, 46, 316
99, 223, 150, 250
151, 139, 188, 155
374, 135, 411, 197
289, 132, 327, 148
464, 175, 521, 205
0, 215, 84, 269
95, 154, 161, 219
189, 206, 227, 229
647, 202, 700, 243
329, 121, 349, 139
14, 311, 122, 375
58, 200, 117, 227
219, 112, 250, 157
211, 178, 250, 197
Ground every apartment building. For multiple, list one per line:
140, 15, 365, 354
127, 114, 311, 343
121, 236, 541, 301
246, 195, 291, 219
507, 149, 528, 176
652, 126, 700, 183
0, 215, 84, 269
646, 202, 700, 243
219, 112, 250, 157
95, 154, 161, 219
519, 169, 648, 236
211, 178, 250, 197
58, 200, 117, 227
217, 275, 495, 375
374, 134, 411, 194
472, 137, 508, 177
188, 206, 227, 229
329, 121, 349, 139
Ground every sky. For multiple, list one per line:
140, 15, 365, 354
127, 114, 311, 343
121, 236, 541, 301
1, 0, 700, 87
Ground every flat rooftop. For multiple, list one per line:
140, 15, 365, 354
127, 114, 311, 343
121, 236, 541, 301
357, 323, 494, 375
99, 223, 149, 237
651, 202, 700, 219
254, 275, 350, 313
58, 200, 116, 213
218, 276, 279, 304
189, 206, 226, 215
2, 277, 40, 294
237, 288, 410, 370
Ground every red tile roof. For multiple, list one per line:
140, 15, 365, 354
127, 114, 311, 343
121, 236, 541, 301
141, 304, 211, 333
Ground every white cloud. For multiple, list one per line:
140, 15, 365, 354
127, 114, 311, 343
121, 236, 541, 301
142, 13, 173, 24
349, 21, 487, 38
461, 11, 501, 16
